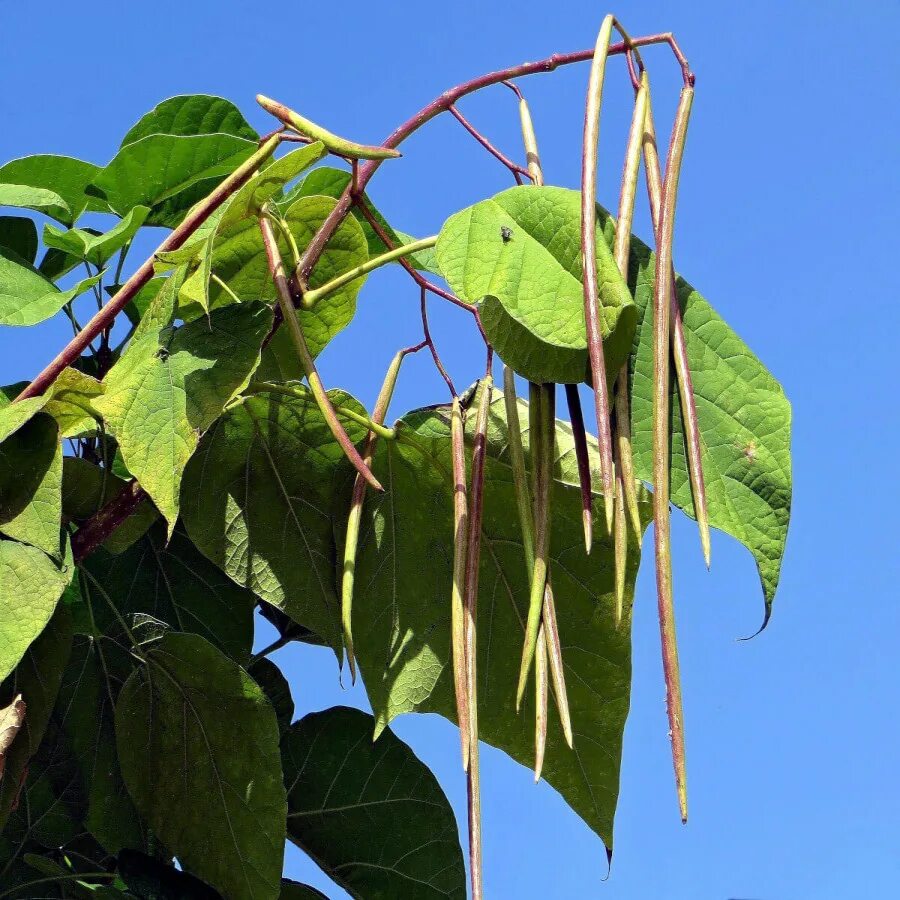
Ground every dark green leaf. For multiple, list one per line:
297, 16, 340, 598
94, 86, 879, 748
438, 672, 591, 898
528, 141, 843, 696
119, 849, 224, 898
120, 95, 258, 146
0, 216, 37, 263
247, 658, 293, 732
279, 880, 329, 900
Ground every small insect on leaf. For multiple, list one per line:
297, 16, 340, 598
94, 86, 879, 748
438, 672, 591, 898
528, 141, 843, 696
500, 226, 513, 242
155, 347, 170, 361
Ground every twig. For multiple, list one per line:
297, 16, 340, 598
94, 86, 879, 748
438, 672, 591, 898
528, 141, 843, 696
420, 288, 457, 397
448, 104, 531, 185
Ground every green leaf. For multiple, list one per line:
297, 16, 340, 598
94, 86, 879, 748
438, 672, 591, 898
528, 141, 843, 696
247, 658, 294, 733
42, 205, 150, 267
62, 457, 159, 554
95, 303, 272, 530
119, 849, 225, 899
44, 367, 104, 438
181, 387, 370, 653
131, 269, 186, 340
120, 95, 258, 146
616, 216, 792, 618
90, 134, 258, 227
0, 538, 70, 682
279, 881, 328, 900
0, 216, 38, 263
0, 604, 73, 833
436, 185, 636, 384
283, 706, 465, 900
180, 194, 367, 363
0, 155, 103, 225
0, 248, 103, 327
115, 632, 286, 900
82, 523, 255, 661
0, 411, 62, 555
0, 391, 48, 442
351, 389, 649, 849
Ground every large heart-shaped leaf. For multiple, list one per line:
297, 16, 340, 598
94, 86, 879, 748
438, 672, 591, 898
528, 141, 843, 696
181, 388, 369, 652
0, 155, 103, 224
350, 388, 649, 849
283, 706, 466, 900
436, 185, 636, 384
115, 632, 287, 900
95, 303, 272, 530
120, 95, 259, 147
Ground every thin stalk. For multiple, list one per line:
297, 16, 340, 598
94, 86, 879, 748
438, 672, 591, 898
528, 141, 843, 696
564, 384, 594, 554
300, 235, 438, 308
258, 215, 382, 491
15, 134, 282, 403
580, 14, 617, 534
614, 464, 627, 626
503, 367, 572, 746
642, 87, 711, 568
463, 376, 493, 900
341, 351, 405, 683
451, 397, 471, 771
256, 95, 402, 160
652, 85, 694, 824
448, 104, 530, 184
516, 382, 555, 709
534, 623, 549, 782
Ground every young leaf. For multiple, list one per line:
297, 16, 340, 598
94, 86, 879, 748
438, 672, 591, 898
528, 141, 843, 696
435, 185, 636, 384
0, 155, 103, 225
115, 632, 286, 900
44, 367, 104, 438
42, 205, 150, 267
95, 303, 273, 530
282, 706, 466, 900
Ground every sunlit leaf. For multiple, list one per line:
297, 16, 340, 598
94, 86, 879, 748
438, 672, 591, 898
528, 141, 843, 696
0, 155, 103, 225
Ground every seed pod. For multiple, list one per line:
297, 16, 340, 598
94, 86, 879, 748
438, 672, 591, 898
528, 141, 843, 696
651, 86, 695, 824
450, 396, 471, 771
256, 94, 401, 160
541, 579, 572, 747
534, 624, 549, 782
613, 462, 627, 627
516, 382, 554, 710
564, 383, 593, 554
258, 215, 382, 492
341, 351, 404, 683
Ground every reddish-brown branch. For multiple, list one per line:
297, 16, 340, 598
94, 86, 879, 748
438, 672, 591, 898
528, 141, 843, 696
70, 480, 147, 563
448, 105, 531, 185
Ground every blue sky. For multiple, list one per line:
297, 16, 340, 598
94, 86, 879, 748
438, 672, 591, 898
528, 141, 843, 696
3, 1, 899, 897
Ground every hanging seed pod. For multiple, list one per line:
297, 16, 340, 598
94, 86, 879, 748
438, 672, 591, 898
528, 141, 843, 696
503, 366, 573, 747
564, 384, 594, 554
613, 464, 627, 627
516, 382, 555, 710
341, 351, 404, 684
463, 375, 492, 900
534, 623, 549, 782
258, 215, 382, 491
641, 82, 711, 569
580, 13, 617, 534
651, 86, 695, 824
451, 396, 472, 771
517, 93, 544, 185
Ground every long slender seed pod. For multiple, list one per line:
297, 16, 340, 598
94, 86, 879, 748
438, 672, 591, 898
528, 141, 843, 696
534, 624, 549, 782
651, 86, 694, 824
613, 73, 649, 538
503, 367, 572, 742
516, 382, 555, 709
614, 464, 628, 627
517, 95, 544, 185
642, 85, 711, 569
463, 376, 492, 900
580, 14, 617, 534
301, 235, 438, 308
564, 384, 594, 554
258, 216, 382, 491
341, 351, 404, 683
256, 95, 402, 160
450, 397, 471, 771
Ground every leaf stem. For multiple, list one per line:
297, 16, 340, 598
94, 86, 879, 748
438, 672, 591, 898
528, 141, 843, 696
258, 214, 382, 491
448, 104, 531, 184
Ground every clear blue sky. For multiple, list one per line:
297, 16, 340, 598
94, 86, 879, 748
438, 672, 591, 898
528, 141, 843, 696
3, 1, 899, 897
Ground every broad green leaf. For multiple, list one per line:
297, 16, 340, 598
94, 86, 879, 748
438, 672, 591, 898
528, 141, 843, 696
279, 881, 328, 899
119, 849, 225, 899
283, 706, 466, 900
610, 214, 793, 619
62, 457, 158, 554
0, 604, 72, 833
131, 269, 186, 340
42, 205, 150, 267
180, 194, 367, 363
115, 632, 287, 900
0, 411, 62, 555
44, 367, 104, 438
0, 155, 104, 225
247, 658, 294, 733
0, 392, 47, 442
0, 216, 38, 263
0, 538, 70, 681
288, 166, 440, 273
90, 133, 258, 227
0, 183, 70, 222
436, 185, 636, 384
82, 523, 255, 661
117, 275, 165, 327
181, 387, 369, 653
95, 303, 272, 529
0, 247, 103, 326
120, 94, 258, 146
351, 390, 649, 849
